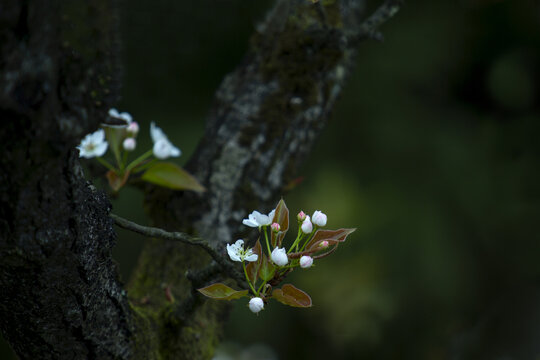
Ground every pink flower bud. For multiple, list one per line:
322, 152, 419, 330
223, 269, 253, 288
301, 216, 313, 234
297, 211, 307, 222
248, 297, 264, 313
271, 222, 280, 233
127, 121, 139, 136
319, 240, 329, 248
122, 137, 136, 151
300, 255, 313, 269
312, 210, 327, 227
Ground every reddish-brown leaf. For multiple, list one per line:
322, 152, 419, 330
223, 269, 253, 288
246, 239, 262, 283
271, 199, 289, 247
272, 284, 312, 308
305, 228, 356, 251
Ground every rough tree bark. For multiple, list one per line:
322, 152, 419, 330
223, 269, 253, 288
0, 0, 401, 358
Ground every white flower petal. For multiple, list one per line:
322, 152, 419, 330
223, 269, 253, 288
312, 210, 327, 227
119, 112, 132, 123
301, 215, 313, 234
153, 138, 181, 159
252, 211, 271, 226
93, 141, 108, 157
227, 243, 242, 262
77, 129, 108, 158
300, 255, 313, 269
271, 247, 288, 266
108, 108, 120, 118
268, 209, 276, 223
150, 122, 167, 142
248, 297, 264, 313
244, 253, 258, 262
242, 219, 259, 227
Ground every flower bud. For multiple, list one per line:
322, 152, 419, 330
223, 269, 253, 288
127, 121, 139, 136
300, 255, 313, 269
312, 210, 327, 227
319, 240, 329, 249
271, 222, 280, 233
271, 247, 288, 266
248, 297, 264, 313
297, 211, 307, 222
301, 216, 313, 234
123, 137, 136, 151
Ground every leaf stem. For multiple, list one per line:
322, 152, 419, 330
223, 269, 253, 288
125, 149, 154, 173
263, 226, 272, 256
299, 226, 318, 252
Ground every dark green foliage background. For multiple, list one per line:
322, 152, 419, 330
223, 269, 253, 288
3, 0, 540, 358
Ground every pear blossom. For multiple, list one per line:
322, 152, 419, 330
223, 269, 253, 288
123, 137, 136, 151
248, 297, 264, 313
227, 239, 258, 262
151, 122, 181, 159
271, 247, 288, 266
107, 108, 133, 126
300, 256, 313, 269
301, 215, 313, 234
270, 222, 280, 233
312, 210, 327, 227
242, 209, 276, 228
77, 129, 108, 158
297, 210, 307, 222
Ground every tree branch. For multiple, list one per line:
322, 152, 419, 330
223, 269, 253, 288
351, 0, 404, 42
111, 213, 244, 284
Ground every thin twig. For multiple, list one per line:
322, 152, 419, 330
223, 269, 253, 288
349, 0, 404, 44
110, 213, 244, 283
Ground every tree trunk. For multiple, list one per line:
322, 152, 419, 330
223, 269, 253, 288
0, 0, 396, 358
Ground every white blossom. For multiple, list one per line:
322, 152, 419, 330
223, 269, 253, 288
312, 210, 327, 227
248, 297, 264, 313
123, 137, 136, 151
242, 209, 275, 228
150, 122, 181, 159
271, 247, 288, 266
226, 239, 258, 262
77, 129, 108, 158
301, 215, 313, 234
300, 256, 313, 269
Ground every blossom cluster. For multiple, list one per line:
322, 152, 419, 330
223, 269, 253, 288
77, 108, 180, 161
75, 108, 204, 193
197, 199, 356, 314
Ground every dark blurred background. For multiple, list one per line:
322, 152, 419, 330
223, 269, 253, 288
3, 0, 540, 358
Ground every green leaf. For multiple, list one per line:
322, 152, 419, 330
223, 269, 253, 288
197, 283, 248, 300
141, 162, 205, 192
272, 284, 312, 308
246, 240, 262, 283
259, 254, 276, 282
305, 228, 356, 251
271, 199, 289, 247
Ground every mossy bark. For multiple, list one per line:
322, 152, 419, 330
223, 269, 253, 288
0, 0, 379, 359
